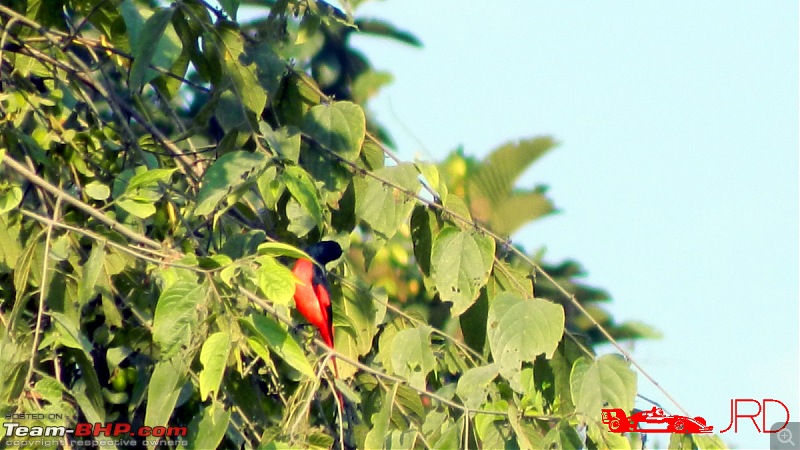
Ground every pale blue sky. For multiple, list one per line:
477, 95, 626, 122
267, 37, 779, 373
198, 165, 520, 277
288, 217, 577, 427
349, 2, 798, 448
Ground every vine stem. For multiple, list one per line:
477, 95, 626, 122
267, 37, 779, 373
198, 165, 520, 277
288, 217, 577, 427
24, 198, 61, 403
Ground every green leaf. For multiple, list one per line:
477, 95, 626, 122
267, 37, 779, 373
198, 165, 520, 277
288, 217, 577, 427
116, 198, 156, 219
286, 197, 316, 238
473, 401, 515, 449
152, 280, 206, 357
0, 214, 22, 270
187, 401, 231, 450
50, 312, 93, 357
570, 354, 637, 421
116, 167, 175, 218
390, 326, 435, 390
456, 363, 498, 410
119, 0, 146, 48
487, 293, 564, 391
431, 226, 495, 316
689, 434, 727, 449
356, 19, 421, 47
459, 288, 489, 353
586, 422, 631, 450
199, 332, 231, 401
0, 183, 23, 214
303, 101, 366, 161
467, 137, 557, 235
215, 90, 248, 131
262, 126, 301, 162
217, 22, 267, 116
352, 70, 393, 104
365, 385, 397, 450
77, 243, 105, 307
256, 256, 295, 306
335, 285, 386, 380
34, 375, 64, 403
240, 314, 315, 378
668, 433, 694, 450
470, 137, 555, 206
542, 419, 584, 450
433, 419, 461, 450
127, 167, 176, 192
256, 242, 308, 260
145, 357, 187, 449
282, 166, 323, 231
84, 181, 111, 200
490, 191, 554, 236
354, 163, 418, 241
195, 151, 268, 216
410, 205, 438, 277
129, 7, 178, 91
69, 350, 106, 425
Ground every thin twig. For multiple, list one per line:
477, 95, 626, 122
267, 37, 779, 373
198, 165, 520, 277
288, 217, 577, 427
24, 198, 61, 399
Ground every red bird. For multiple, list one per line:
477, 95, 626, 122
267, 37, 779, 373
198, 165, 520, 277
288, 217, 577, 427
292, 241, 344, 400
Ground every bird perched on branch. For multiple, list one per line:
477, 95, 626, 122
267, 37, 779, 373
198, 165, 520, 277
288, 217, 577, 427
292, 240, 344, 405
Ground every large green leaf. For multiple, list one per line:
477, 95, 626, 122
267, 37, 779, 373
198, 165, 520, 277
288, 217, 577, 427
187, 401, 231, 450
456, 363, 498, 410
194, 151, 268, 216
145, 357, 187, 450
129, 6, 179, 92
50, 312, 93, 357
199, 332, 231, 401
152, 280, 206, 358
77, 243, 105, 307
0, 214, 22, 271
256, 242, 309, 260
262, 126, 301, 162
473, 401, 515, 450
570, 354, 637, 420
69, 350, 106, 426
410, 204, 438, 277
282, 165, 323, 231
430, 226, 494, 315
365, 385, 397, 450
354, 163, 419, 241
487, 293, 564, 390
256, 256, 295, 306
542, 419, 584, 449
217, 22, 267, 116
0, 183, 22, 214
390, 326, 435, 390
303, 101, 365, 162
335, 284, 386, 379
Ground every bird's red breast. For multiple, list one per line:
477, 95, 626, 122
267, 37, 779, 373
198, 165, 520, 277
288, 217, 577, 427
292, 256, 338, 377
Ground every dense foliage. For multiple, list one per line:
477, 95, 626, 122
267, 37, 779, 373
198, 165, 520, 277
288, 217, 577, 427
0, 1, 720, 449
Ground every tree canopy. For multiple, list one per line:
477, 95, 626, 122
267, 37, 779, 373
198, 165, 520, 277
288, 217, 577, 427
0, 1, 723, 449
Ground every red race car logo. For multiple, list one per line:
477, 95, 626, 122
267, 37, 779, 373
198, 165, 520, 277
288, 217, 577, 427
602, 407, 714, 434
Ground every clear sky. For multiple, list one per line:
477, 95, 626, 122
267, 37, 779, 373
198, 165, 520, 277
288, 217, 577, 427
348, 2, 799, 448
